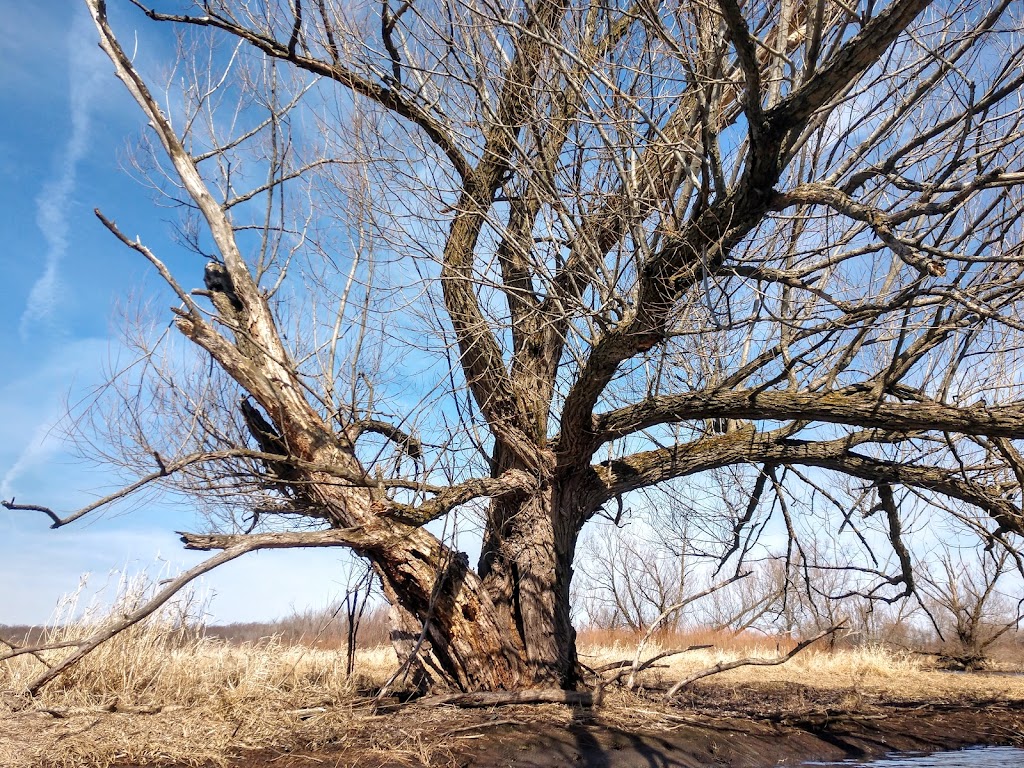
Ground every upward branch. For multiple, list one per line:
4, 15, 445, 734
126, 0, 472, 180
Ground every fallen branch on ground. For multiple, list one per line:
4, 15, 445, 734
664, 623, 847, 700
624, 572, 751, 689
598, 645, 715, 686
417, 689, 595, 708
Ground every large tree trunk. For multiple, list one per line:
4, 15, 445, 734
353, 487, 584, 692
367, 525, 530, 691
477, 484, 582, 688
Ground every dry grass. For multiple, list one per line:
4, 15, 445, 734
1, 631, 406, 767
4, 592, 1024, 767
0, 576, 404, 768
581, 630, 1024, 705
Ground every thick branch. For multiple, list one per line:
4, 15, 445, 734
718, 0, 764, 130
559, 0, 934, 456
768, 0, 932, 132
386, 470, 537, 526
178, 526, 384, 552
595, 429, 1024, 534
811, 451, 1024, 536
88, 0, 324, 442
772, 184, 946, 275
437, 0, 569, 468
353, 418, 423, 460
594, 389, 1024, 448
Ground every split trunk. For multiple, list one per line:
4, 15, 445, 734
360, 481, 590, 691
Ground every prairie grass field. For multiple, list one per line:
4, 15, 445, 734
4, 598, 1024, 768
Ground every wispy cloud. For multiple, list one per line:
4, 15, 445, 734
0, 336, 110, 502
20, 6, 107, 339
0, 419, 63, 502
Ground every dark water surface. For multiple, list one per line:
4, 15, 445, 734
806, 746, 1024, 766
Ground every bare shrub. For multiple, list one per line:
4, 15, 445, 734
918, 548, 1024, 669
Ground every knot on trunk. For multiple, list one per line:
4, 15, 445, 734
204, 261, 243, 313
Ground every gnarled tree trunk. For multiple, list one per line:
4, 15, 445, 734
478, 489, 582, 687
362, 479, 590, 691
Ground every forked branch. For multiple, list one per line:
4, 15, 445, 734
663, 623, 847, 700
625, 571, 752, 689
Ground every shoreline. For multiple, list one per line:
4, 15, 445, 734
140, 694, 1024, 767
450, 700, 1024, 768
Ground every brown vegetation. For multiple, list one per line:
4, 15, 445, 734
3, 588, 1024, 768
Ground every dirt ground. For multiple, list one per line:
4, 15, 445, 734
446, 698, 1024, 768
78, 681, 1022, 768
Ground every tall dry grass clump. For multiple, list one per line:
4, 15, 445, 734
2, 572, 398, 706
0, 573, 400, 768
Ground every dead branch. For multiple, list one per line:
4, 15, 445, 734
352, 418, 423, 460
20, 545, 255, 696
625, 571, 751, 689
178, 526, 379, 552
663, 623, 847, 700
417, 690, 595, 708
596, 645, 714, 688
0, 634, 56, 666
2, 448, 388, 528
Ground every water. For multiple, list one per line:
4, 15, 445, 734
805, 746, 1024, 766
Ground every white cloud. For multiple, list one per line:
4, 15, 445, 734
0, 336, 111, 502
0, 420, 63, 502
20, 5, 108, 339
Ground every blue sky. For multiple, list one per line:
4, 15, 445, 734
1, 2, 993, 630
0, 0, 355, 625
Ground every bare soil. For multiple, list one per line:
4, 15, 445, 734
105, 682, 1024, 768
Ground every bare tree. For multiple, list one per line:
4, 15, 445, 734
575, 523, 692, 633
7, 0, 1024, 694
918, 547, 1024, 669
339, 560, 376, 676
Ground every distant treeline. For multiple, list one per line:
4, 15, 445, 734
1, 604, 392, 650
199, 604, 391, 647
